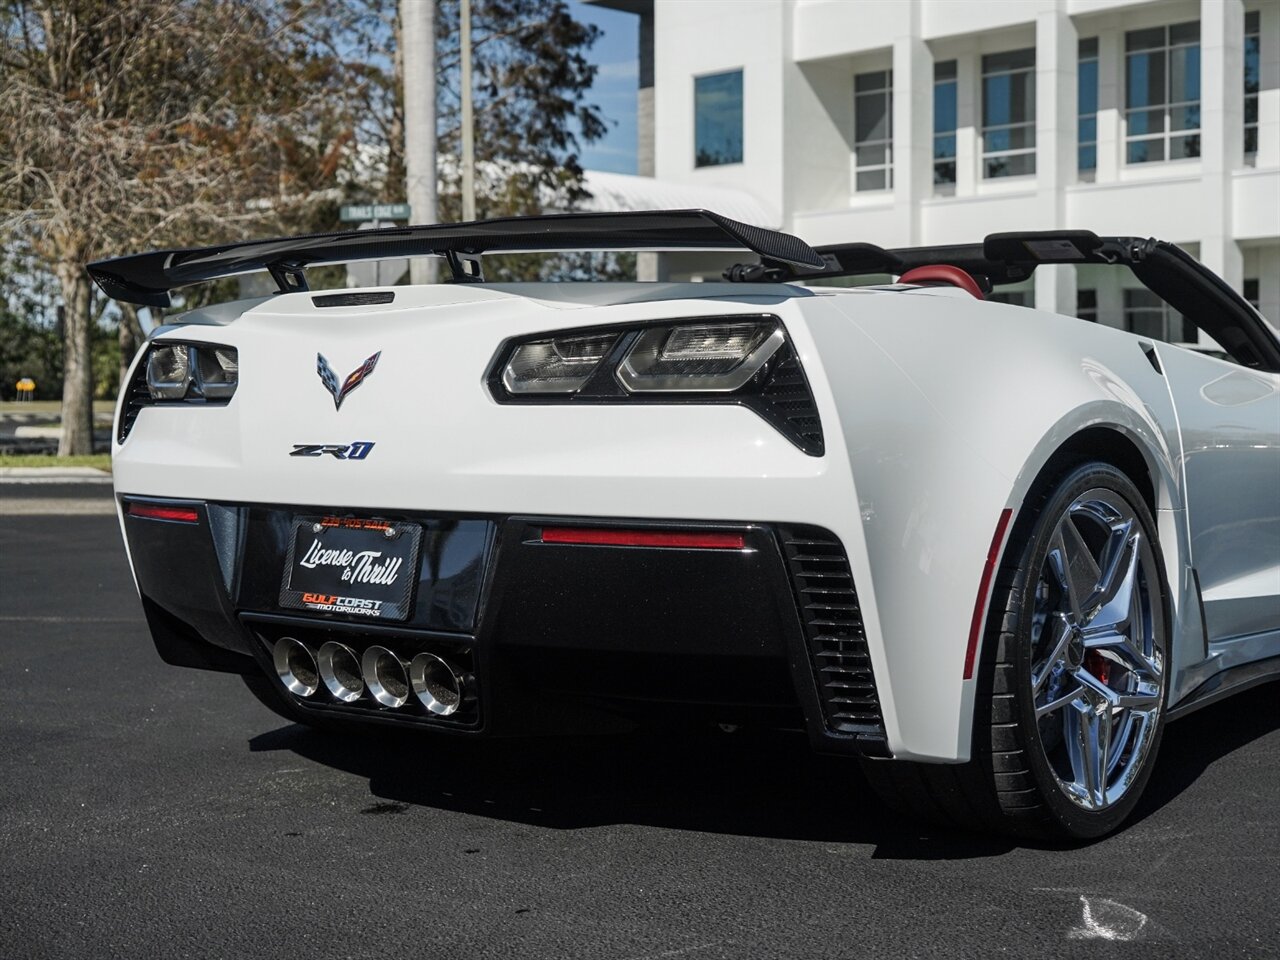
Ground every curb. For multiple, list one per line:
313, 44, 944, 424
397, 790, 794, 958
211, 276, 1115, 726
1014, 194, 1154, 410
0, 467, 113, 483
0, 497, 116, 515
13, 426, 113, 440
0, 414, 112, 424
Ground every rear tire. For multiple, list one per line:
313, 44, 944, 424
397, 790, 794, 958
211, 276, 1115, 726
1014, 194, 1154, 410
863, 462, 1171, 841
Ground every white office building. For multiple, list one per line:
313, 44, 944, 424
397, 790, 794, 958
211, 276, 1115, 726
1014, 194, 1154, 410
589, 0, 1280, 335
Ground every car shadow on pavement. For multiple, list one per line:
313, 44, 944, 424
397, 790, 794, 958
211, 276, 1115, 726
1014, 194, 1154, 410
1128, 681, 1280, 827
249, 722, 1016, 859
248, 679, 1278, 857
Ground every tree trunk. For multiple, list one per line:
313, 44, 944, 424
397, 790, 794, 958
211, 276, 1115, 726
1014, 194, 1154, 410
56, 261, 94, 456
119, 302, 144, 390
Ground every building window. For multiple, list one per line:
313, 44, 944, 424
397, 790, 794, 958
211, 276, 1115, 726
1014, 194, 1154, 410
854, 70, 893, 191
1245, 11, 1260, 158
694, 70, 743, 167
1244, 278, 1260, 309
1077, 289, 1098, 322
1125, 22, 1200, 164
982, 48, 1036, 178
1079, 38, 1099, 176
934, 60, 958, 187
1124, 288, 1194, 342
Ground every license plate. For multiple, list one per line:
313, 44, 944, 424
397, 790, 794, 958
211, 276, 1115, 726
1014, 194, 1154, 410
279, 516, 421, 621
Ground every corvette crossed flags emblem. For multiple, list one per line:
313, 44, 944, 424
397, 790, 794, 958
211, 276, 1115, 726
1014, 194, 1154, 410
317, 351, 381, 410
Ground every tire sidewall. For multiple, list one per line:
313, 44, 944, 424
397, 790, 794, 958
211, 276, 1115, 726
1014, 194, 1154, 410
1002, 462, 1172, 839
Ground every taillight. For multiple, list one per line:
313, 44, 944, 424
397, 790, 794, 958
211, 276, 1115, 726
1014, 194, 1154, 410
540, 527, 745, 549
127, 501, 201, 523
143, 342, 238, 401
118, 340, 238, 444
616, 320, 783, 393
502, 332, 621, 394
488, 315, 824, 456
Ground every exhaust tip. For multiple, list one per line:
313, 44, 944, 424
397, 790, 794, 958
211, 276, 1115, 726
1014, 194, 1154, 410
317, 642, 364, 703
362, 645, 409, 708
273, 637, 319, 697
410, 653, 468, 716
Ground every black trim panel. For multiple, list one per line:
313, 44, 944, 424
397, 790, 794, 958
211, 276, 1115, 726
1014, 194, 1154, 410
121, 497, 255, 662
491, 518, 789, 658
1168, 654, 1280, 721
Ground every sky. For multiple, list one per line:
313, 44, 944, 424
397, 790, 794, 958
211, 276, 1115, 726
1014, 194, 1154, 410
569, 1, 640, 175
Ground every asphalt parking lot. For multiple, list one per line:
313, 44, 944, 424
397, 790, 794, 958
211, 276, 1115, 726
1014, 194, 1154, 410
2, 486, 1278, 959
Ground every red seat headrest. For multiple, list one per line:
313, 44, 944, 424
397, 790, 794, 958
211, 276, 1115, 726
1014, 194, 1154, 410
897, 265, 985, 300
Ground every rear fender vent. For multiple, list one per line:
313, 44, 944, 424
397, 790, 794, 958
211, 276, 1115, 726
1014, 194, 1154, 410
753, 344, 824, 456
117, 355, 153, 443
777, 525, 885, 741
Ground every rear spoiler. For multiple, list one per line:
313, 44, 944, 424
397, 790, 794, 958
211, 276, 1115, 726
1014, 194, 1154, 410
86, 209, 825, 307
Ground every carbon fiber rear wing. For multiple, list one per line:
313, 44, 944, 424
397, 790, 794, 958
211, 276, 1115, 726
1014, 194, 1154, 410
86, 209, 825, 308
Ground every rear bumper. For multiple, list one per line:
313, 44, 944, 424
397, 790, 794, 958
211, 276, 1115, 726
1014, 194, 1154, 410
119, 496, 890, 757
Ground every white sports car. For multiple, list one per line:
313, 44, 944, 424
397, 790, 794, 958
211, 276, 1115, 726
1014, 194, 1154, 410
89, 211, 1280, 840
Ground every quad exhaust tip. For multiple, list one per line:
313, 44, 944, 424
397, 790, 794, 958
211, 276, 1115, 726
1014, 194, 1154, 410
362, 645, 410, 709
410, 652, 468, 716
272, 637, 470, 715
273, 637, 319, 698
317, 641, 364, 703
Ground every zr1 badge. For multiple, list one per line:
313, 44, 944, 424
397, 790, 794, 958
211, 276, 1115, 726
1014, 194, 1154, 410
290, 441, 375, 460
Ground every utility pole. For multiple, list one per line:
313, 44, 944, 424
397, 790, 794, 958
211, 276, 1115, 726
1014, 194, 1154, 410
401, 0, 438, 284
461, 0, 476, 222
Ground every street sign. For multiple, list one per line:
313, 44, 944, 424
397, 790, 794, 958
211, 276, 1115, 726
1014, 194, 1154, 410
345, 221, 409, 288
340, 203, 412, 223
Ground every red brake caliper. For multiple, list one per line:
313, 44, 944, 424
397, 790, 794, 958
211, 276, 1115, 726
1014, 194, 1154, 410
1084, 650, 1112, 686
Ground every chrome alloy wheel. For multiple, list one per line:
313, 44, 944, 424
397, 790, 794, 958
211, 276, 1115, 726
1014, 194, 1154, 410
1029, 488, 1165, 812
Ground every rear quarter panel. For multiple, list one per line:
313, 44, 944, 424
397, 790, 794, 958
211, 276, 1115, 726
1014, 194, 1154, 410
802, 288, 1194, 761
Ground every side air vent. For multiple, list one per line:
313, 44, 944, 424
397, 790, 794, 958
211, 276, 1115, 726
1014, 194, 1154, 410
756, 345, 824, 456
117, 356, 153, 443
777, 525, 886, 747
312, 291, 396, 308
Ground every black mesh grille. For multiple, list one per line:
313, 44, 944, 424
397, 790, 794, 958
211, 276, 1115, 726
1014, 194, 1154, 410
756, 347, 824, 455
778, 525, 884, 735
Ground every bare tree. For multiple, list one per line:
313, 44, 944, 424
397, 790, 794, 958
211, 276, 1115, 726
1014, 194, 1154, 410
300, 0, 607, 223
0, 0, 357, 453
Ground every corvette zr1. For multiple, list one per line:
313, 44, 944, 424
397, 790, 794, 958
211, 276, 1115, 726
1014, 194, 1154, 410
89, 211, 1280, 840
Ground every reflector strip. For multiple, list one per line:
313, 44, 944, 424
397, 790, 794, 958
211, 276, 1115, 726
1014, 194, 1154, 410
964, 508, 1014, 680
541, 527, 745, 549
127, 502, 201, 523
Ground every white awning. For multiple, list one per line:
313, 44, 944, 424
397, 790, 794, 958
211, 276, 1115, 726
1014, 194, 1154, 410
580, 170, 779, 229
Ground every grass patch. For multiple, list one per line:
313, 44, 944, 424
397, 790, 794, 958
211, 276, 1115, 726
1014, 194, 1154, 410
0, 453, 112, 471
0, 400, 115, 415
